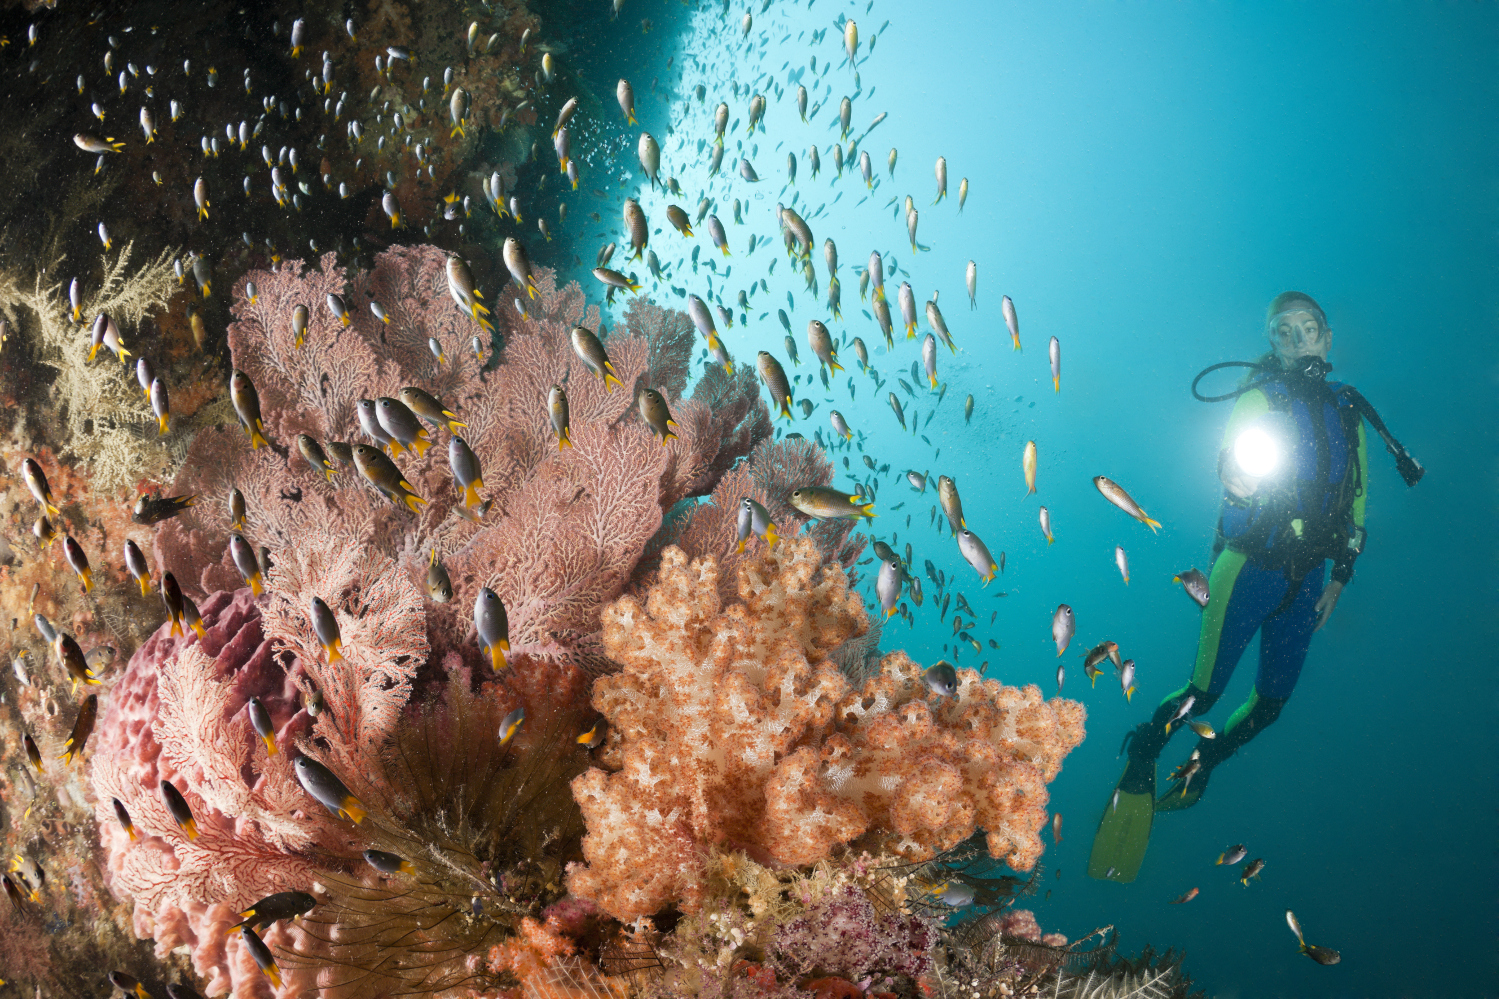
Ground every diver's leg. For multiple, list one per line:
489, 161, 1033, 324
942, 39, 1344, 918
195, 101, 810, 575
1172, 566, 1322, 803
1125, 550, 1265, 782
1091, 550, 1266, 880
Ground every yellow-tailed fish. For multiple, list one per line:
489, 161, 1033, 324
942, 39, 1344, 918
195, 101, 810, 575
756, 351, 794, 419
475, 587, 510, 669
230, 370, 270, 448
297, 434, 337, 481
498, 706, 524, 745
735, 497, 779, 552
293, 755, 366, 823
352, 444, 426, 512
1093, 476, 1162, 532
399, 386, 465, 434
247, 696, 277, 755
788, 485, 874, 520
448, 435, 484, 507
548, 385, 572, 449
638, 387, 678, 445
230, 534, 264, 595
60, 694, 98, 765
570, 326, 622, 392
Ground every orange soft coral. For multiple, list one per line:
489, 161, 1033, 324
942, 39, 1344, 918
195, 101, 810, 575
568, 538, 1085, 922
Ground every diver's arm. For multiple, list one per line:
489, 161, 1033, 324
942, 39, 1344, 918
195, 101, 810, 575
1317, 420, 1367, 630
1329, 421, 1370, 586
1218, 389, 1270, 500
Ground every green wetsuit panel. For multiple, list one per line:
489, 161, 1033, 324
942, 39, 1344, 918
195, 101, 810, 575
1190, 549, 1249, 692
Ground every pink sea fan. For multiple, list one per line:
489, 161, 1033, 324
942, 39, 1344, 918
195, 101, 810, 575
155, 246, 497, 594
641, 437, 864, 606
89, 587, 336, 996
89, 522, 596, 996
90, 532, 429, 995
154, 246, 755, 676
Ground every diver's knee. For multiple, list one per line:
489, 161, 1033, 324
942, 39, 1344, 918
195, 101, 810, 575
1252, 693, 1288, 728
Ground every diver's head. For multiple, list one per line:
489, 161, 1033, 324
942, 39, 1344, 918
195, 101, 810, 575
1265, 291, 1331, 367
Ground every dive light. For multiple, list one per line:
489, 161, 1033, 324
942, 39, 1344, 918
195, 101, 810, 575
1234, 425, 1281, 479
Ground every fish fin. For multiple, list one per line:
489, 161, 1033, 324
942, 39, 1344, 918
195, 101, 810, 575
860, 503, 877, 518
324, 640, 343, 662
1126, 686, 1135, 702
409, 436, 432, 456
261, 734, 278, 756
558, 428, 572, 449
169, 617, 184, 638
249, 426, 270, 450
340, 797, 367, 825
489, 644, 508, 670
737, 539, 747, 553
603, 371, 623, 393
764, 523, 780, 548
463, 482, 481, 507
444, 418, 468, 434
247, 573, 264, 597
181, 818, 199, 840
322, 467, 336, 482
830, 359, 844, 372
190, 620, 206, 640
138, 577, 151, 597
401, 490, 428, 514
1143, 515, 1162, 532
79, 568, 92, 593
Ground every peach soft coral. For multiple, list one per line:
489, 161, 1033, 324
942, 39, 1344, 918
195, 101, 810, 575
568, 536, 1086, 922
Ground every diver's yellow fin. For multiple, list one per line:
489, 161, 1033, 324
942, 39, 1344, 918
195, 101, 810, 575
1088, 767, 1154, 884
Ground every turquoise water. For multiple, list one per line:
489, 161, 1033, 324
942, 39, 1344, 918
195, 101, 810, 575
597, 2, 1497, 995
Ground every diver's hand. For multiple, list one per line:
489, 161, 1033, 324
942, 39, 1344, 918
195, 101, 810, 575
1218, 448, 1260, 500
1314, 580, 1344, 631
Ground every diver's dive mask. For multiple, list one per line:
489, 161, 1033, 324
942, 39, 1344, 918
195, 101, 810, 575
1267, 308, 1329, 360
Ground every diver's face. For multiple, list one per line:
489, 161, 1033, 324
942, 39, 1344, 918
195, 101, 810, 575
1269, 310, 1331, 363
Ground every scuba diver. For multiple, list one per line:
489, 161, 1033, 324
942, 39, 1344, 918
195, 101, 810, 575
1089, 291, 1423, 883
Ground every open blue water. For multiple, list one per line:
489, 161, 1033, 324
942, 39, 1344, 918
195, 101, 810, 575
584, 2, 1498, 995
